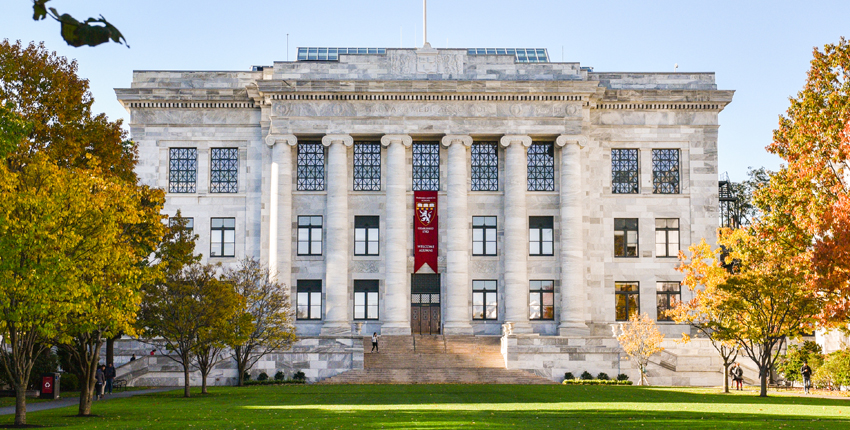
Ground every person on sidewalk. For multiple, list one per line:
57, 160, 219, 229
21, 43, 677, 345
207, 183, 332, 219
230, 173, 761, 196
105, 363, 116, 395
95, 365, 106, 400
731, 363, 744, 391
801, 361, 813, 394
371, 332, 379, 353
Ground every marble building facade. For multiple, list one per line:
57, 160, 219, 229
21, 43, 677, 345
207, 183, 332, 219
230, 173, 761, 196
116, 46, 734, 383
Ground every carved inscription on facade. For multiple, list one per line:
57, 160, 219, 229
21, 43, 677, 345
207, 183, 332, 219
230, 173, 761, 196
271, 101, 583, 118
389, 50, 463, 75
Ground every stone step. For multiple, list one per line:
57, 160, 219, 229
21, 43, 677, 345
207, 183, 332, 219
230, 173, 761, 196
319, 368, 557, 385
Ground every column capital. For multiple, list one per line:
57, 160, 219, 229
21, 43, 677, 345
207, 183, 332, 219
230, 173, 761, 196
440, 135, 473, 148
555, 134, 588, 148
499, 135, 532, 148
380, 134, 413, 147
265, 134, 297, 147
321, 134, 354, 147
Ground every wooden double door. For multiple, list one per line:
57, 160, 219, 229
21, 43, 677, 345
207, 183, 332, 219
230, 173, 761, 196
411, 274, 440, 335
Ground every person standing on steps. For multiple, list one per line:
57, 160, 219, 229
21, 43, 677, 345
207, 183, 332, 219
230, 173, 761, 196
801, 361, 813, 394
130, 353, 136, 362
371, 332, 379, 353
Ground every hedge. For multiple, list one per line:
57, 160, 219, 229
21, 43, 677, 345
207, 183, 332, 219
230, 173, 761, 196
562, 379, 633, 386
243, 379, 306, 386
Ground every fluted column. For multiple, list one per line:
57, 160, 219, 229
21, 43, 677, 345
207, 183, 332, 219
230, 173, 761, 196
500, 135, 533, 334
263, 134, 297, 286
380, 135, 413, 335
556, 135, 589, 335
442, 135, 474, 335
321, 134, 353, 335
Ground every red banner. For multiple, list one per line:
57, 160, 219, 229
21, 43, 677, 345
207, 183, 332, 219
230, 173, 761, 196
414, 191, 439, 273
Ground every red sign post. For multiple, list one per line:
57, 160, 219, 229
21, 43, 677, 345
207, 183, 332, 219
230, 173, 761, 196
414, 191, 439, 273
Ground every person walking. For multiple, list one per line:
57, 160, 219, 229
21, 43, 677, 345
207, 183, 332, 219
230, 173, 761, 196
801, 361, 813, 394
105, 363, 116, 395
95, 365, 106, 400
731, 363, 744, 391
371, 332, 379, 353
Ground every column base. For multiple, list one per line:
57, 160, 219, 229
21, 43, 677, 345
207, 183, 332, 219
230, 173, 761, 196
558, 322, 590, 337
320, 322, 352, 336
380, 323, 411, 336
504, 321, 534, 335
442, 323, 474, 336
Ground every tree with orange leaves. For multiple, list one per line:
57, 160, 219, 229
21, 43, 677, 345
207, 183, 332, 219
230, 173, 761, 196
617, 312, 665, 386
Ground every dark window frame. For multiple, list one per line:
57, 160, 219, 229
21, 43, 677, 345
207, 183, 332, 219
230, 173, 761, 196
655, 218, 680, 258
297, 142, 325, 191
296, 280, 322, 320
472, 280, 498, 320
529, 280, 555, 320
354, 216, 380, 256
652, 149, 680, 194
168, 148, 197, 193
297, 216, 323, 256
353, 280, 379, 320
412, 142, 440, 191
614, 218, 639, 258
656, 281, 681, 322
353, 142, 381, 191
527, 143, 555, 191
529, 216, 554, 256
615, 281, 640, 322
611, 148, 639, 194
210, 217, 235, 258
472, 216, 497, 256
471, 142, 499, 191
210, 147, 239, 193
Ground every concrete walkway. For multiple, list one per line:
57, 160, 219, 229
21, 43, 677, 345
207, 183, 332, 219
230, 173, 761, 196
0, 387, 178, 416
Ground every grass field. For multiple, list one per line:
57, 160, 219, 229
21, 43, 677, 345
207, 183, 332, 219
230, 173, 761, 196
4, 384, 850, 429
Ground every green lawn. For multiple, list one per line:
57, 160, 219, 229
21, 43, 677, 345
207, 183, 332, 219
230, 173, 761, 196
6, 385, 850, 429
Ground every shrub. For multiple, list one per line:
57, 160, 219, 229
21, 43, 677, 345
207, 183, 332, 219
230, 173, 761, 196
274, 371, 285, 381
60, 373, 79, 391
564, 372, 575, 381
243, 371, 251, 382
617, 373, 630, 381
596, 372, 610, 381
257, 372, 269, 381
293, 371, 306, 382
580, 371, 594, 380
244, 379, 305, 386
813, 349, 850, 390
777, 341, 824, 384
562, 379, 633, 386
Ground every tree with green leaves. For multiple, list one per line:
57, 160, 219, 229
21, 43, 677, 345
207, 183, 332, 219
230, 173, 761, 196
224, 258, 297, 386
776, 341, 824, 385
31, 0, 127, 48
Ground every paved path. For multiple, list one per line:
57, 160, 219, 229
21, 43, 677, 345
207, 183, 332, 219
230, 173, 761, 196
0, 387, 178, 416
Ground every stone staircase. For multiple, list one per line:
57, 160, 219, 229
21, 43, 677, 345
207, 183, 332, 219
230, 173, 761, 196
319, 335, 556, 384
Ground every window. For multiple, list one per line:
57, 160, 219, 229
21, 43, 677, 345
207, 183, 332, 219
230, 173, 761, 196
527, 143, 554, 191
210, 218, 235, 257
529, 280, 554, 320
412, 142, 440, 191
656, 282, 681, 321
529, 216, 554, 256
168, 148, 197, 193
296, 280, 322, 320
611, 149, 639, 194
353, 142, 381, 191
615, 282, 640, 321
472, 216, 497, 256
652, 149, 680, 194
297, 143, 325, 191
614, 218, 638, 257
473, 280, 498, 320
354, 280, 379, 320
168, 216, 194, 234
655, 218, 680, 257
471, 143, 498, 191
297, 216, 323, 256
354, 216, 379, 256
210, 148, 238, 193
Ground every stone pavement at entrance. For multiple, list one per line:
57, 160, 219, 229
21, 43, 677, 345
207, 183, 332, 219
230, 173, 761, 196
0, 387, 178, 416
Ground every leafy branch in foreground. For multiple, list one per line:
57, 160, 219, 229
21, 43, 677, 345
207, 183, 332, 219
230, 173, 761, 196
32, 0, 127, 48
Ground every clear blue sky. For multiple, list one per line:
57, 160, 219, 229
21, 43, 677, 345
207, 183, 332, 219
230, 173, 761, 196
2, 0, 849, 180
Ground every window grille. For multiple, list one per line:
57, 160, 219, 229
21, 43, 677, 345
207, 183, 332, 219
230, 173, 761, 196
472, 216, 497, 256
297, 280, 322, 320
297, 143, 325, 191
527, 143, 554, 191
615, 282, 640, 321
471, 143, 498, 191
169, 148, 197, 193
210, 218, 235, 257
614, 218, 638, 257
412, 143, 440, 191
473, 280, 498, 320
652, 149, 680, 194
353, 143, 381, 191
529, 280, 554, 320
611, 149, 639, 194
210, 148, 238, 193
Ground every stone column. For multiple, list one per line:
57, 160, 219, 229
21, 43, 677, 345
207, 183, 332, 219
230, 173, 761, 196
321, 134, 353, 335
556, 134, 589, 336
263, 134, 297, 286
500, 135, 533, 334
442, 135, 474, 335
380, 135, 413, 335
